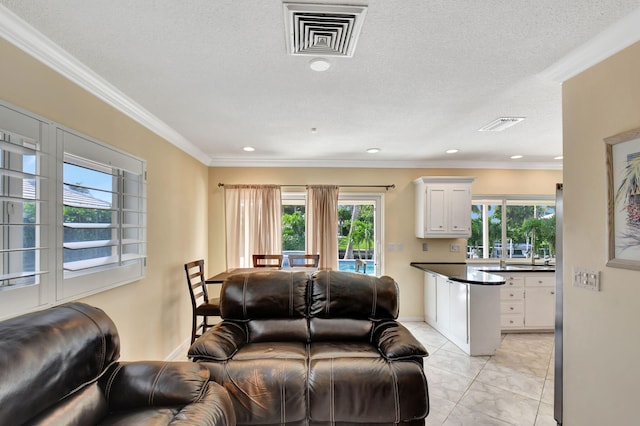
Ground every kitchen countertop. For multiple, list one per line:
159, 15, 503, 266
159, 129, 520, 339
410, 262, 506, 285
470, 264, 556, 273
410, 262, 555, 285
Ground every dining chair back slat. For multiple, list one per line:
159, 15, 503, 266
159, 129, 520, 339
287, 254, 320, 268
184, 259, 220, 343
252, 254, 284, 267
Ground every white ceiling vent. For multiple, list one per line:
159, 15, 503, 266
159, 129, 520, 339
478, 117, 525, 132
283, 3, 368, 58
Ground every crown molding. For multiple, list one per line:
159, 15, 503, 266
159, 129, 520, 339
540, 7, 640, 83
207, 157, 562, 170
0, 5, 212, 165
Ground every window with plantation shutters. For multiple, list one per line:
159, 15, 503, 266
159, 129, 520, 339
60, 129, 146, 298
0, 103, 53, 318
1, 100, 146, 319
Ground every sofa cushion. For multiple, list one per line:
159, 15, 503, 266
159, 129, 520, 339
0, 302, 119, 426
248, 318, 309, 343
308, 357, 429, 423
205, 358, 308, 425
309, 342, 381, 360
309, 271, 399, 320
232, 342, 308, 361
309, 318, 372, 342
221, 270, 308, 320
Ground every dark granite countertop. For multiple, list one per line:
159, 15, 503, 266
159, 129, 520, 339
410, 262, 506, 285
411, 262, 555, 285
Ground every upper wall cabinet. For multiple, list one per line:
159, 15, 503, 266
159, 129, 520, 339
414, 176, 475, 238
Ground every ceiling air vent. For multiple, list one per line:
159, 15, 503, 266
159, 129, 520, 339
478, 117, 525, 132
283, 3, 368, 57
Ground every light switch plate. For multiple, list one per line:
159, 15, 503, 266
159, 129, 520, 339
573, 268, 600, 291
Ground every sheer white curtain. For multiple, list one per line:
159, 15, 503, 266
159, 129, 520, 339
306, 185, 339, 270
224, 185, 282, 268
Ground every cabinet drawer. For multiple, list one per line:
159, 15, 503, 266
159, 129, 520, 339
502, 276, 524, 287
501, 287, 524, 301
501, 301, 524, 314
501, 314, 524, 328
525, 275, 555, 287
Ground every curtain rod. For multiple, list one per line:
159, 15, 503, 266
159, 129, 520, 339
217, 183, 395, 190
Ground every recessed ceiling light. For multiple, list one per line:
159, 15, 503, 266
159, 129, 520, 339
366, 148, 380, 154
554, 156, 563, 160
511, 155, 523, 159
446, 149, 459, 154
242, 146, 255, 152
479, 117, 525, 132
309, 58, 331, 72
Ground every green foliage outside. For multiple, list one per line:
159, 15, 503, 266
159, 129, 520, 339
282, 203, 375, 259
469, 204, 556, 259
282, 205, 305, 250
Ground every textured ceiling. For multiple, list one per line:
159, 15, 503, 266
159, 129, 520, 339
1, 0, 640, 169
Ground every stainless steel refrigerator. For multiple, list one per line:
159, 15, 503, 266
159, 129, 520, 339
554, 183, 563, 425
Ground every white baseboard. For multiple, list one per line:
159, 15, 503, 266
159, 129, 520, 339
165, 338, 191, 361
398, 316, 424, 322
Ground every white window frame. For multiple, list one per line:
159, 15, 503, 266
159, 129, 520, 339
56, 127, 146, 301
467, 195, 555, 263
281, 191, 384, 276
0, 100, 146, 320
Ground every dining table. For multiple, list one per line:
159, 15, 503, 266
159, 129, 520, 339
205, 267, 318, 284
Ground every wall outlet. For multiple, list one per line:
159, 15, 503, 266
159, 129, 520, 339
450, 244, 460, 253
573, 268, 601, 291
422, 243, 429, 251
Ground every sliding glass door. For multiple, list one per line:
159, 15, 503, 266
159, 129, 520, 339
282, 192, 382, 275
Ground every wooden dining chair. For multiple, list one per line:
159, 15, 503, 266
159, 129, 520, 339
184, 259, 220, 344
287, 254, 320, 268
252, 254, 284, 267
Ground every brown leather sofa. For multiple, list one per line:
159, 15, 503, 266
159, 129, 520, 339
0, 302, 236, 426
189, 270, 430, 425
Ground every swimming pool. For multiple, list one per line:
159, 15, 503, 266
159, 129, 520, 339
282, 253, 371, 274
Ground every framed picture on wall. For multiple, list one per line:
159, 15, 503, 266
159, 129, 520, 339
606, 127, 640, 270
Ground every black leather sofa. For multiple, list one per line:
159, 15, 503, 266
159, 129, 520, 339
0, 302, 236, 426
189, 270, 430, 425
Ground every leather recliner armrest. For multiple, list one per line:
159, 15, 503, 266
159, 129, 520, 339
188, 321, 247, 361
99, 361, 211, 410
372, 321, 429, 360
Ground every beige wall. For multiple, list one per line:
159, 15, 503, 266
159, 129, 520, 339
1, 39, 209, 360
208, 167, 561, 319
1, 35, 564, 362
563, 41, 640, 425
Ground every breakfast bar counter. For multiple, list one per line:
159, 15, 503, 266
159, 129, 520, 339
411, 262, 505, 356
410, 262, 505, 285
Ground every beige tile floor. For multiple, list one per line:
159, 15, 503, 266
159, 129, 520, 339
402, 322, 556, 426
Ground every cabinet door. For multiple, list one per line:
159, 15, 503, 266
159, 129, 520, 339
436, 276, 450, 331
449, 186, 471, 235
449, 281, 469, 344
524, 287, 555, 328
426, 187, 447, 234
424, 273, 437, 325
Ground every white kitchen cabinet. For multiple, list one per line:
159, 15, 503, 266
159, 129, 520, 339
524, 275, 555, 328
421, 272, 501, 356
424, 273, 437, 324
414, 176, 475, 238
497, 272, 555, 331
435, 276, 450, 330
449, 281, 469, 345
